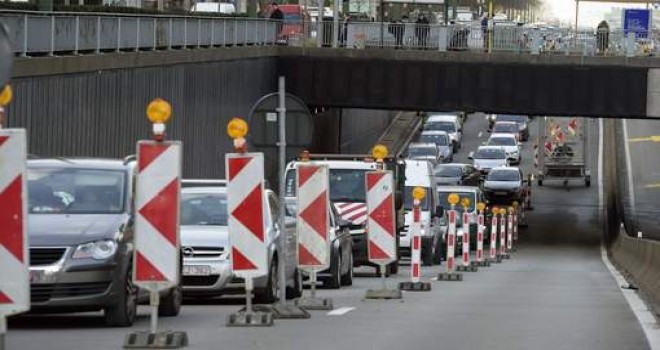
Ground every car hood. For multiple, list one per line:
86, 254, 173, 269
181, 225, 229, 247
474, 159, 507, 169
435, 176, 461, 185
28, 214, 127, 246
411, 155, 437, 162
484, 180, 521, 190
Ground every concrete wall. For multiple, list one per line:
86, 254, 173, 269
6, 57, 277, 178
340, 109, 399, 154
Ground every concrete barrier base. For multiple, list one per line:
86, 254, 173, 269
295, 297, 334, 311
399, 281, 432, 291
226, 310, 274, 327
472, 260, 491, 267
456, 265, 478, 272
123, 331, 189, 349
437, 272, 463, 281
364, 288, 403, 299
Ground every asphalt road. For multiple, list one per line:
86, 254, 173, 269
5, 114, 650, 350
622, 119, 660, 240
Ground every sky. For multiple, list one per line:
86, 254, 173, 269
543, 0, 649, 27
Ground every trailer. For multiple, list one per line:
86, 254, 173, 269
536, 116, 591, 188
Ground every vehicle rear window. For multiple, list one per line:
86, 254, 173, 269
425, 121, 456, 133
435, 166, 462, 177
407, 146, 437, 158
421, 134, 449, 146
27, 168, 126, 214
474, 148, 505, 159
487, 170, 520, 182
488, 137, 516, 146
493, 123, 518, 133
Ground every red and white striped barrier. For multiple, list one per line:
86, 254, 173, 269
366, 171, 397, 267
410, 200, 422, 283
134, 141, 182, 291
489, 214, 498, 261
507, 212, 513, 251
446, 209, 457, 272
533, 143, 539, 169
0, 129, 29, 326
461, 211, 470, 267
476, 213, 484, 262
499, 213, 507, 257
296, 164, 330, 272
513, 212, 519, 242
226, 153, 268, 280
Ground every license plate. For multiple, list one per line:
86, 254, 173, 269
183, 265, 212, 276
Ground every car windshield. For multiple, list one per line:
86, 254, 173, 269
493, 123, 518, 133
27, 168, 126, 214
487, 170, 520, 182
475, 148, 506, 159
181, 193, 228, 226
404, 186, 430, 210
421, 134, 449, 146
286, 168, 368, 203
497, 115, 526, 124
488, 137, 516, 146
435, 165, 462, 177
425, 121, 456, 133
437, 192, 476, 212
408, 146, 437, 158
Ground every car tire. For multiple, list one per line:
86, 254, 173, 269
421, 238, 433, 266
104, 265, 137, 327
340, 253, 353, 286
325, 254, 341, 289
255, 258, 278, 304
286, 268, 303, 299
158, 284, 182, 317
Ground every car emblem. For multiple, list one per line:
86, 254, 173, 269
182, 247, 194, 257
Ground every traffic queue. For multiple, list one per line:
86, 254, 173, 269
0, 95, 534, 349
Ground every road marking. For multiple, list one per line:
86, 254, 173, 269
327, 307, 355, 316
601, 246, 660, 350
622, 120, 637, 221
598, 118, 603, 214
478, 131, 483, 138
645, 183, 660, 188
628, 135, 660, 143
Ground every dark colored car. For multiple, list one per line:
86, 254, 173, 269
490, 115, 529, 141
483, 167, 528, 205
286, 199, 354, 289
434, 163, 481, 187
27, 158, 181, 327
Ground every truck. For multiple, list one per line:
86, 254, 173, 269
285, 154, 405, 275
536, 116, 591, 188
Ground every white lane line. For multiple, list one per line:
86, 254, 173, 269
622, 119, 637, 220
599, 119, 660, 350
601, 246, 660, 350
327, 307, 355, 316
478, 131, 483, 138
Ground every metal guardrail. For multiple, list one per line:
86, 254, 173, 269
1, 11, 657, 58
0, 10, 278, 55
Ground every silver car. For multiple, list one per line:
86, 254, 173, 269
420, 130, 454, 162
180, 183, 302, 302
469, 146, 509, 174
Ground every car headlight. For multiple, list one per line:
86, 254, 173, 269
72, 240, 118, 260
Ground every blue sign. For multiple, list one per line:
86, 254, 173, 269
623, 9, 651, 38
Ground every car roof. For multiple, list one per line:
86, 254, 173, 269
477, 145, 505, 151
489, 166, 519, 172
493, 121, 518, 126
437, 163, 467, 168
409, 142, 437, 148
286, 160, 378, 170
27, 158, 130, 171
489, 133, 518, 139
420, 130, 449, 136
427, 115, 458, 122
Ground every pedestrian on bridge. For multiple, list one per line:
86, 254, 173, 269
388, 19, 405, 49
415, 14, 430, 49
270, 2, 284, 37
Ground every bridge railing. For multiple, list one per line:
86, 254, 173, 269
0, 10, 278, 56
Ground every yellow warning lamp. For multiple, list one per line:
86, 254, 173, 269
491, 207, 499, 215
146, 98, 172, 141
447, 193, 459, 207
412, 186, 426, 201
508, 206, 514, 214
499, 208, 507, 216
372, 144, 388, 161
460, 197, 471, 209
227, 117, 249, 152
512, 201, 519, 209
476, 202, 486, 213
0, 84, 13, 107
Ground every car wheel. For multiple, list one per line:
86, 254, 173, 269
255, 258, 279, 304
326, 253, 341, 289
421, 238, 433, 266
104, 265, 137, 327
158, 284, 182, 317
340, 253, 353, 286
286, 268, 303, 299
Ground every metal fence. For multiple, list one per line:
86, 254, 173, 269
0, 10, 278, 55
1, 10, 658, 58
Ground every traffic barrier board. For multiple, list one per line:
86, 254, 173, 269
489, 215, 500, 263
507, 213, 514, 251
226, 153, 268, 279
366, 171, 396, 265
438, 209, 462, 281
0, 129, 29, 318
399, 197, 431, 292
296, 164, 330, 271
134, 141, 182, 291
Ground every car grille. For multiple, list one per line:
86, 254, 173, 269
31, 282, 111, 303
183, 275, 220, 287
30, 248, 67, 266
180, 247, 225, 259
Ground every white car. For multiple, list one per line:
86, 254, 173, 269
420, 130, 454, 162
407, 142, 441, 166
487, 133, 521, 164
424, 114, 462, 150
469, 146, 509, 174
